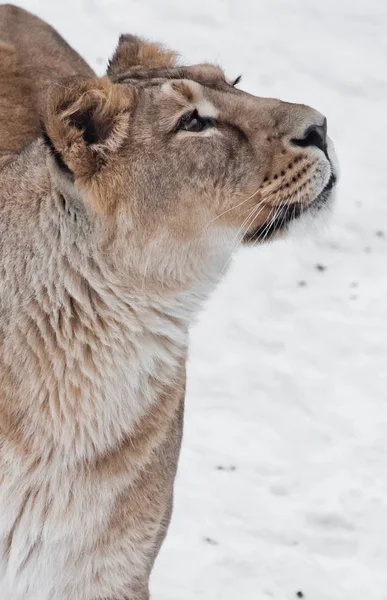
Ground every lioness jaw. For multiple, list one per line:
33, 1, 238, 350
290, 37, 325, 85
0, 5, 338, 600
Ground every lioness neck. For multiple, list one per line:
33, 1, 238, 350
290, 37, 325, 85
0, 144, 210, 464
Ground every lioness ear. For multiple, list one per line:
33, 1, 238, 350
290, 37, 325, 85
42, 76, 131, 181
107, 34, 178, 77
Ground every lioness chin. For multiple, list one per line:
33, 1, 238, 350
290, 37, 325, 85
0, 5, 338, 600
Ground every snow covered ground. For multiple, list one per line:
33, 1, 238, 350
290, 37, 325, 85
10, 0, 387, 598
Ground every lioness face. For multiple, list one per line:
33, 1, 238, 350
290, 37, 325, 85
43, 36, 338, 283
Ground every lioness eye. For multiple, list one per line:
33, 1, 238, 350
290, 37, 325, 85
177, 109, 215, 133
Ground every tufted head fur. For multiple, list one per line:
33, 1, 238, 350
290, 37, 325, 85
107, 34, 179, 76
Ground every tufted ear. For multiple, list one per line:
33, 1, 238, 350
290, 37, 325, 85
42, 76, 132, 184
107, 34, 178, 77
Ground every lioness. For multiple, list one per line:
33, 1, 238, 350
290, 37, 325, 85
0, 5, 338, 600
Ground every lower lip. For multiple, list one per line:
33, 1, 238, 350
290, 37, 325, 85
311, 173, 337, 209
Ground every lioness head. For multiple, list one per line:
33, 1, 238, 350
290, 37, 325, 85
42, 35, 338, 288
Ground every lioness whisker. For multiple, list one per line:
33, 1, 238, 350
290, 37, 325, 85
255, 203, 281, 246
202, 186, 263, 231
220, 200, 268, 274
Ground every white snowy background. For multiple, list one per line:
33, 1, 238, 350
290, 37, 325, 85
7, 0, 387, 598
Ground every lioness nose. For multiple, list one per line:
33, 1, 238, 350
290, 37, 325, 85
292, 118, 327, 154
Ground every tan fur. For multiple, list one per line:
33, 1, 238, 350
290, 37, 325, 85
0, 6, 338, 600
0, 4, 93, 159
107, 34, 178, 76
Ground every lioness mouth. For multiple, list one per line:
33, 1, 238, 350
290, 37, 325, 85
244, 173, 337, 244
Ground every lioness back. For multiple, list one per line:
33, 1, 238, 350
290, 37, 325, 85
0, 4, 93, 154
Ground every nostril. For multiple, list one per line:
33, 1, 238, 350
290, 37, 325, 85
292, 118, 327, 154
